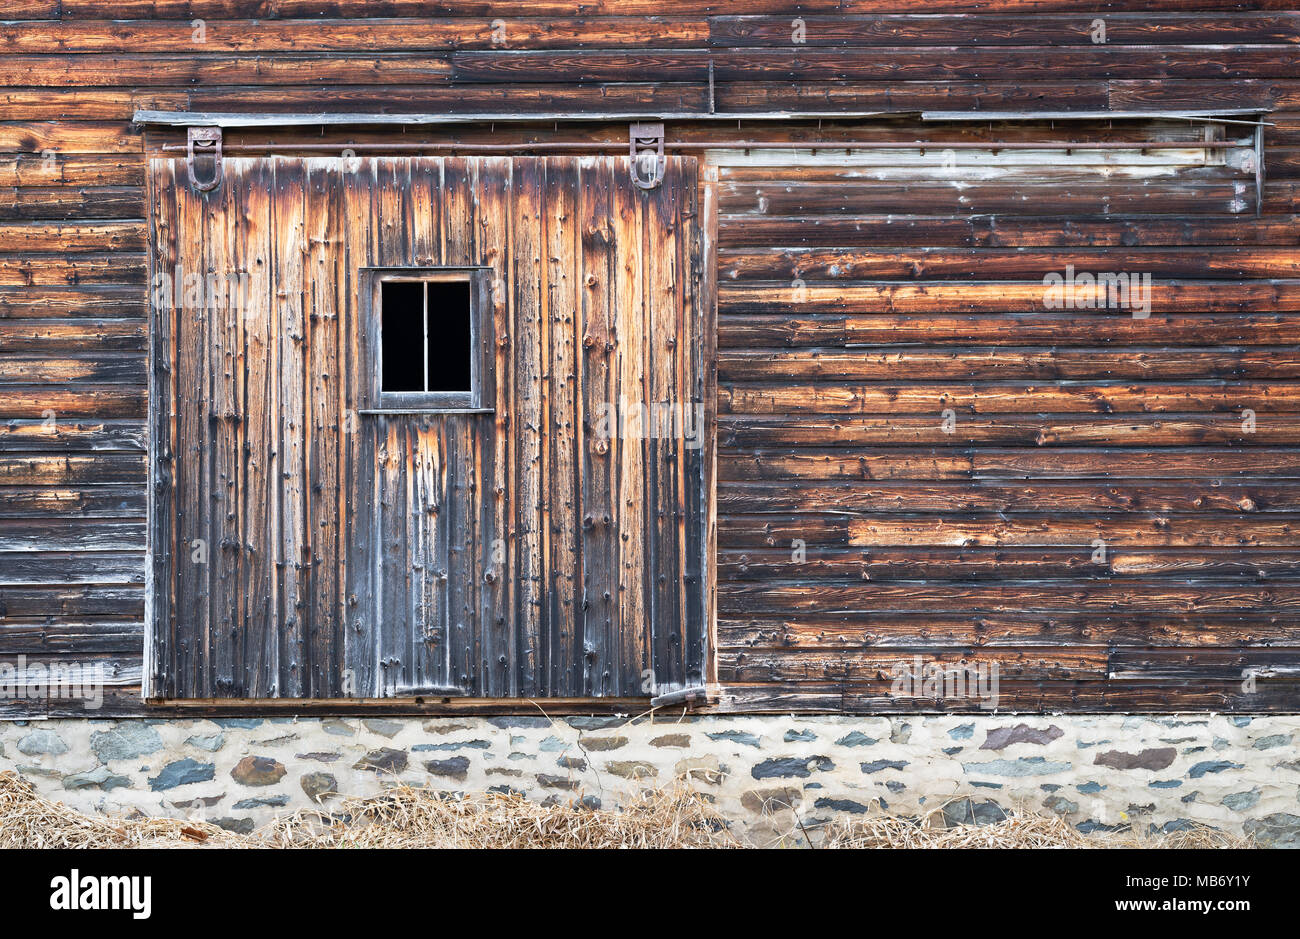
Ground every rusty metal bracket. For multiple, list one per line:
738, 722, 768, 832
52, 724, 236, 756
186, 126, 223, 192
629, 122, 665, 190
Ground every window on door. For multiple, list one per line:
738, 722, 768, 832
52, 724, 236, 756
365, 269, 490, 411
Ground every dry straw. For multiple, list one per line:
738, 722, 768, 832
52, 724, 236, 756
0, 771, 1251, 849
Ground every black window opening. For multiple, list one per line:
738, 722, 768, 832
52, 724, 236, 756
372, 272, 487, 411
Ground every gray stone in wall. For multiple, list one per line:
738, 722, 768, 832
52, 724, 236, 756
414, 740, 490, 752
353, 748, 408, 774
860, 759, 907, 774
1043, 795, 1079, 816
536, 774, 579, 790
566, 717, 628, 730
186, 733, 225, 752
941, 798, 1008, 827
62, 766, 130, 791
488, 717, 550, 729
425, 757, 471, 780
234, 795, 289, 809
1189, 760, 1244, 779
214, 817, 255, 834
1244, 813, 1300, 848
1077, 819, 1126, 834
18, 765, 60, 779
362, 719, 403, 738
835, 731, 878, 747
91, 724, 162, 762
1222, 790, 1260, 811
752, 756, 833, 779
962, 757, 1072, 777
17, 730, 68, 756
707, 730, 761, 748
148, 758, 215, 791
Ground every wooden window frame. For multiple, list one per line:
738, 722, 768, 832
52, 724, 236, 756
359, 266, 494, 414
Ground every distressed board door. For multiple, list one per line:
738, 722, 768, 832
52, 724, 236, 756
147, 155, 706, 700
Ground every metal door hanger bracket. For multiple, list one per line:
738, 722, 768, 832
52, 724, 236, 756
629, 122, 666, 190
187, 126, 223, 192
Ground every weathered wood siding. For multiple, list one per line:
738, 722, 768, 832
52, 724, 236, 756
0, 1, 1297, 713
713, 124, 1300, 711
147, 155, 705, 700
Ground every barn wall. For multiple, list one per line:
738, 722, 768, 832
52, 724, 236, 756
1, 2, 1298, 715
712, 128, 1300, 711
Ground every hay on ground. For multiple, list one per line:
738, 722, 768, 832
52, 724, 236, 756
0, 771, 1252, 849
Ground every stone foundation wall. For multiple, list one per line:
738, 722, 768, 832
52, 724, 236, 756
2, 714, 1298, 846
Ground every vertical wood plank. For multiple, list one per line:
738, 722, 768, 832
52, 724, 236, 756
440, 157, 476, 693
238, 160, 275, 697
476, 156, 512, 698
373, 158, 410, 696
305, 158, 341, 697
272, 159, 307, 697
208, 157, 241, 697
544, 157, 581, 696
340, 157, 376, 697
510, 157, 544, 698
577, 157, 617, 696
612, 157, 650, 694
173, 159, 209, 697
690, 157, 713, 686
645, 157, 682, 691
146, 158, 178, 698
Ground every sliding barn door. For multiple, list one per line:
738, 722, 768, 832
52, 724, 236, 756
147, 156, 706, 700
